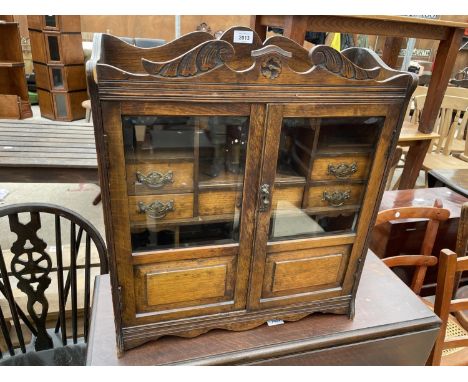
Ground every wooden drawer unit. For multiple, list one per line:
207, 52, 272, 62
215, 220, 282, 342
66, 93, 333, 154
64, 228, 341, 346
88, 27, 416, 350
199, 190, 241, 216
126, 162, 194, 195
128, 194, 194, 224
311, 155, 372, 181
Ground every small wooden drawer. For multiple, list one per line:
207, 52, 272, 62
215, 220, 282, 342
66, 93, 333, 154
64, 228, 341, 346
308, 184, 365, 209
262, 244, 351, 298
271, 185, 304, 210
311, 155, 371, 181
126, 162, 194, 195
134, 255, 236, 312
199, 190, 242, 216
128, 194, 193, 223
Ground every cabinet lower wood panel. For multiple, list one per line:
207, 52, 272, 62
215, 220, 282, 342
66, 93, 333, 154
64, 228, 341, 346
134, 255, 236, 314
128, 194, 194, 223
262, 244, 351, 299
126, 162, 194, 195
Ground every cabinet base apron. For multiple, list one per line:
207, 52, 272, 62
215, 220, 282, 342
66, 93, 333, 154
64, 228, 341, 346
121, 296, 352, 350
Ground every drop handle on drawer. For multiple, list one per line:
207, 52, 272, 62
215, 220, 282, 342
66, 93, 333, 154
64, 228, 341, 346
327, 162, 357, 179
136, 170, 174, 189
138, 200, 174, 219
322, 190, 351, 207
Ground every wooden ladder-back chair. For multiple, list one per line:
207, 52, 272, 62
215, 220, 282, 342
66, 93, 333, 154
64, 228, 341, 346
445, 86, 468, 98
0, 203, 108, 365
375, 199, 450, 295
413, 95, 468, 185
415, 94, 468, 155
427, 250, 468, 365
404, 85, 428, 123
426, 202, 468, 366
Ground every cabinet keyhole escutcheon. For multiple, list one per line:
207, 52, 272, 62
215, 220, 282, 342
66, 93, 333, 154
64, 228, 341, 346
259, 184, 271, 212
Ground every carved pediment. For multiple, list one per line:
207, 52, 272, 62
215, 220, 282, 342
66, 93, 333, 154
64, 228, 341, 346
92, 26, 415, 88
309, 45, 380, 80
142, 40, 235, 78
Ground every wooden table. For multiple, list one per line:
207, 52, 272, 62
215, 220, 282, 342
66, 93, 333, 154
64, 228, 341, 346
370, 187, 468, 295
86, 252, 440, 366
428, 169, 468, 198
0, 120, 98, 184
251, 15, 468, 190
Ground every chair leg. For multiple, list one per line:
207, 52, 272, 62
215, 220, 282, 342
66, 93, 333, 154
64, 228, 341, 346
92, 192, 101, 206
392, 175, 401, 190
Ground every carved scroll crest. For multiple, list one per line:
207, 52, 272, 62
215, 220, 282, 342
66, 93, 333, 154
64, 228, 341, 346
142, 40, 235, 78
9, 212, 53, 351
261, 58, 282, 79
310, 46, 380, 80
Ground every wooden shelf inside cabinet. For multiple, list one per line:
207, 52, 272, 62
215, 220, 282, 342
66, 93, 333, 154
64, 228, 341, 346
87, 28, 417, 352
0, 61, 25, 68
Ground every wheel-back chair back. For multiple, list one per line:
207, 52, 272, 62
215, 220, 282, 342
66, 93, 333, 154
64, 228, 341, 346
0, 203, 108, 364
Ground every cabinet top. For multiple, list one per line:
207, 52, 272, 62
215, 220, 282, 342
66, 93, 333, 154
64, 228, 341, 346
87, 26, 417, 103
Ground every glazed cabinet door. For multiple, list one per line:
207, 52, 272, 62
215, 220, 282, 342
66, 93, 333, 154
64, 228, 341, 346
103, 102, 264, 326
248, 103, 399, 311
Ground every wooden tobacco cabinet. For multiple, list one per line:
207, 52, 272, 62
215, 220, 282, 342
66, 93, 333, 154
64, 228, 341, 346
87, 27, 417, 351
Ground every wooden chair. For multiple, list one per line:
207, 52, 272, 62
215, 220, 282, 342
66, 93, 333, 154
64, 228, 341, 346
385, 146, 403, 190
0, 203, 108, 365
404, 85, 428, 123
426, 250, 468, 365
445, 86, 468, 98
413, 95, 468, 183
375, 199, 450, 294
415, 95, 468, 154
425, 202, 468, 365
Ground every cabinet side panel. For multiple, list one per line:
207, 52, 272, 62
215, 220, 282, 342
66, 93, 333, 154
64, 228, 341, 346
101, 102, 137, 325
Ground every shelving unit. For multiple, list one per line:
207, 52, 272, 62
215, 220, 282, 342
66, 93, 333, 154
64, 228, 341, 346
0, 16, 32, 119
28, 15, 87, 121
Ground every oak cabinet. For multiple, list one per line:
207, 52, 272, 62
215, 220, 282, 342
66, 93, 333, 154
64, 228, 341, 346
87, 27, 417, 351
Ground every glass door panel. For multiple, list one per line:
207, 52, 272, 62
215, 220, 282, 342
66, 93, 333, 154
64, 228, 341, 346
268, 116, 384, 242
122, 115, 249, 253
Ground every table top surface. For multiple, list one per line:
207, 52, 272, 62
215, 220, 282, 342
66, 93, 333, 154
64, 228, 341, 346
257, 15, 468, 29
399, 121, 440, 142
86, 252, 440, 366
0, 120, 97, 169
429, 169, 468, 196
380, 187, 468, 219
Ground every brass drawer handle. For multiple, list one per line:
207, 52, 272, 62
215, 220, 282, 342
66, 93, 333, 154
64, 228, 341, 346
327, 162, 357, 179
322, 190, 351, 207
136, 170, 174, 189
138, 200, 174, 219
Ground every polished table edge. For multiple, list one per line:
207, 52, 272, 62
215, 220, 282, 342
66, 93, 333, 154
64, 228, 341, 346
86, 252, 441, 366
428, 170, 468, 198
